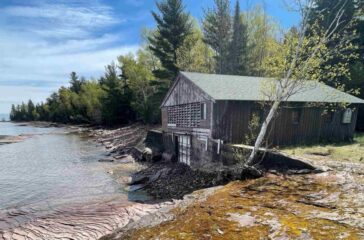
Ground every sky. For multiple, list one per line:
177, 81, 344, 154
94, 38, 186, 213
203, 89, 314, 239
0, 0, 300, 114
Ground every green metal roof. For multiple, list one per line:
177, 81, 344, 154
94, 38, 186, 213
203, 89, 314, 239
181, 71, 364, 104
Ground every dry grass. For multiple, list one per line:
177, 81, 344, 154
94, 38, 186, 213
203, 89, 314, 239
282, 133, 364, 163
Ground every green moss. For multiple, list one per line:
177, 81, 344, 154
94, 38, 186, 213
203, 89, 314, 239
125, 176, 361, 240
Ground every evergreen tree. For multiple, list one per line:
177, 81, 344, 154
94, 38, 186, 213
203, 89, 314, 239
20, 102, 27, 121
228, 1, 248, 75
27, 99, 35, 121
10, 104, 16, 121
69, 72, 85, 94
100, 63, 134, 126
203, 0, 232, 74
149, 0, 192, 80
306, 0, 364, 128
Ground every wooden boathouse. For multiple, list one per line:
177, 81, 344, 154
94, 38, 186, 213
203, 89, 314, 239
160, 72, 364, 169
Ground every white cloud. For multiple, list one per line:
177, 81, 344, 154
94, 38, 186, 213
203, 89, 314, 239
0, 86, 55, 113
0, 1, 141, 113
0, 29, 139, 82
1, 3, 122, 39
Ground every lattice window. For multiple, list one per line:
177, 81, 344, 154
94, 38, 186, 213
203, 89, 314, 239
167, 102, 202, 128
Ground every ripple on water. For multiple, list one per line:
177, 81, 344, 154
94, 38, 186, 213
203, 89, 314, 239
0, 122, 147, 232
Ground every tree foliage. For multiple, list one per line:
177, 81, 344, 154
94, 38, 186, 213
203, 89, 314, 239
227, 1, 249, 75
203, 0, 232, 74
176, 21, 215, 73
247, 0, 359, 165
149, 0, 192, 80
242, 5, 279, 76
9, 0, 363, 133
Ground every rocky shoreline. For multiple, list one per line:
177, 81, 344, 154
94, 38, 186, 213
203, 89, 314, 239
102, 159, 364, 240
2, 122, 363, 239
88, 124, 364, 239
0, 135, 26, 145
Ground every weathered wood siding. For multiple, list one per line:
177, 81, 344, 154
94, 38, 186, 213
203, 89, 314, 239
162, 75, 211, 107
356, 106, 364, 131
212, 101, 253, 143
161, 75, 213, 131
212, 100, 358, 146
319, 107, 358, 141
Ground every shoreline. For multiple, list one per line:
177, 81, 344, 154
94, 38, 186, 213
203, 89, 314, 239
0, 122, 167, 239
102, 159, 364, 240
3, 122, 363, 239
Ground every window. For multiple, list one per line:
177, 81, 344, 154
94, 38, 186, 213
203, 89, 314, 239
201, 103, 207, 120
342, 109, 353, 124
167, 102, 202, 128
292, 110, 301, 124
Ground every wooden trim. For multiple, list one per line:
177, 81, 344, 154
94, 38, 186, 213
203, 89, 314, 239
160, 75, 182, 108
180, 72, 215, 103
160, 72, 215, 108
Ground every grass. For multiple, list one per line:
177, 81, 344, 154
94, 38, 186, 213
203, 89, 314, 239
282, 133, 364, 163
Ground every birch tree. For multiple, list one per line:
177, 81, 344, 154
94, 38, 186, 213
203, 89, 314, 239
246, 0, 359, 166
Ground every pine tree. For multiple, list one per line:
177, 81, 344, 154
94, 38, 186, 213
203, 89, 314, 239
203, 0, 232, 74
100, 63, 134, 126
149, 0, 192, 80
27, 99, 35, 121
10, 104, 16, 121
69, 72, 85, 94
228, 1, 248, 75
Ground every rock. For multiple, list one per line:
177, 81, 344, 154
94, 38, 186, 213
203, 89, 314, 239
115, 155, 135, 164
162, 151, 176, 162
240, 166, 264, 179
130, 175, 149, 185
286, 169, 313, 175
129, 184, 147, 192
228, 213, 256, 227
98, 158, 114, 163
142, 148, 153, 162
0, 200, 165, 240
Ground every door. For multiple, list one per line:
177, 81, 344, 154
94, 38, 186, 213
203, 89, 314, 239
178, 135, 191, 165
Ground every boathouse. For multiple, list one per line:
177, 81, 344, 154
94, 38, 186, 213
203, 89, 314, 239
160, 72, 364, 168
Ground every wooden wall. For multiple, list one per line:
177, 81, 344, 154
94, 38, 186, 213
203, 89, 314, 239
212, 101, 253, 143
212, 100, 358, 146
162, 74, 211, 107
356, 106, 364, 131
161, 74, 213, 131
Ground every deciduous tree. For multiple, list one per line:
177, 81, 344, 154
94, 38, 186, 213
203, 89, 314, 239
247, 0, 358, 166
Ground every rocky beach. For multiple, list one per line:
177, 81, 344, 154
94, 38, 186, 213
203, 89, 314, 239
1, 123, 364, 240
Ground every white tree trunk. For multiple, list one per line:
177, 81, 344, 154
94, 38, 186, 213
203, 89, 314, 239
246, 100, 281, 166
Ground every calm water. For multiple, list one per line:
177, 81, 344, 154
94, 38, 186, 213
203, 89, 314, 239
0, 122, 141, 228
0, 113, 9, 121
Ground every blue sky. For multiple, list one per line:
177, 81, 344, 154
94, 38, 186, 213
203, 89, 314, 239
0, 0, 300, 114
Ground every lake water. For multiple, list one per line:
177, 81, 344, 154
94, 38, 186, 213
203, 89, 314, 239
0, 122, 142, 230
0, 113, 9, 121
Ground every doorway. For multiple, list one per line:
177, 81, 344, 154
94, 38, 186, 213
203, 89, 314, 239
177, 135, 191, 165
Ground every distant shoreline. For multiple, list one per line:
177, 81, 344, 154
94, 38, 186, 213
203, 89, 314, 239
0, 135, 27, 145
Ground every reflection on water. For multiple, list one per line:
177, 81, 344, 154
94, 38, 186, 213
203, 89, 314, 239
0, 122, 145, 230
